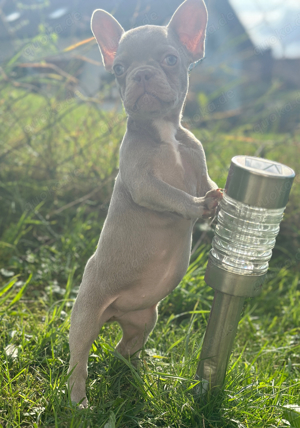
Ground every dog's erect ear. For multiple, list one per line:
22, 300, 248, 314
91, 9, 124, 71
168, 0, 208, 62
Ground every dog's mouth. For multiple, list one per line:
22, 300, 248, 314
123, 70, 178, 115
133, 91, 163, 112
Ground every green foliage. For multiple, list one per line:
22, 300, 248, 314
0, 83, 126, 285
0, 249, 300, 427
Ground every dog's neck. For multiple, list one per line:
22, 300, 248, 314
127, 109, 182, 144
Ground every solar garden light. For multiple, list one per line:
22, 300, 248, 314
196, 155, 295, 396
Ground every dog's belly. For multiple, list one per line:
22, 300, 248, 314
111, 237, 191, 312
95, 184, 194, 312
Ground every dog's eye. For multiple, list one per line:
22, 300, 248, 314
113, 64, 125, 76
164, 55, 178, 66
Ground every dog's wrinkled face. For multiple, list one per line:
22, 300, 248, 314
91, 0, 208, 120
113, 26, 188, 118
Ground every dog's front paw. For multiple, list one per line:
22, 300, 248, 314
202, 188, 223, 218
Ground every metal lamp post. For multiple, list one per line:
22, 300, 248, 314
196, 155, 295, 395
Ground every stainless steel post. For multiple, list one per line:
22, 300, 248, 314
197, 292, 244, 394
196, 156, 295, 395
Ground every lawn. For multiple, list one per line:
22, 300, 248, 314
0, 71, 300, 427
1, 243, 300, 427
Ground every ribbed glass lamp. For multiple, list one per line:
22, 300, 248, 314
211, 194, 284, 275
206, 156, 295, 297
197, 156, 295, 395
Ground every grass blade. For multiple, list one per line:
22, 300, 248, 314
7, 274, 32, 309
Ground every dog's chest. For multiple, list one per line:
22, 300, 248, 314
153, 121, 198, 195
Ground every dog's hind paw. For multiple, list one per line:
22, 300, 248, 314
70, 397, 88, 409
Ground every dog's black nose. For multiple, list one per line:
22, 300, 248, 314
133, 69, 154, 83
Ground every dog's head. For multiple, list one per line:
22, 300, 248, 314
91, 0, 208, 120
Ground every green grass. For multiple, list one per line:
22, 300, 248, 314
1, 248, 300, 427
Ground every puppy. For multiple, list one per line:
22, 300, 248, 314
68, 0, 223, 407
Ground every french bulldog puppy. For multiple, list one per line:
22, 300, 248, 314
68, 0, 223, 407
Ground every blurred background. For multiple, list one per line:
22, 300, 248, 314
0, 0, 299, 294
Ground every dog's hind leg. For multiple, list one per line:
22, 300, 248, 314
68, 260, 115, 406
115, 305, 158, 359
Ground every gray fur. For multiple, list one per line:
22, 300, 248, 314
68, 0, 222, 407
